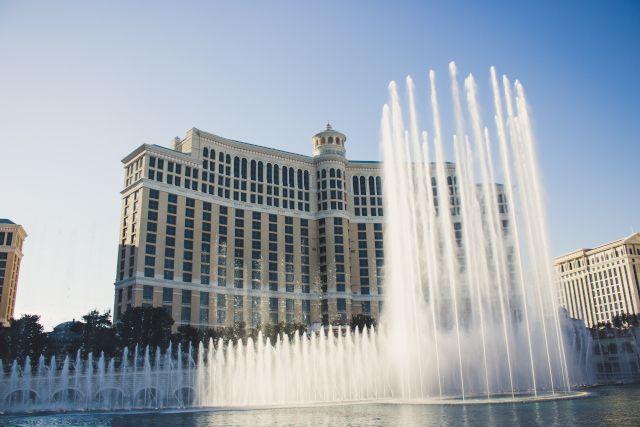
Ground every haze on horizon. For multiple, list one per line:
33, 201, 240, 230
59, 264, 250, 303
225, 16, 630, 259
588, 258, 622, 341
0, 0, 638, 330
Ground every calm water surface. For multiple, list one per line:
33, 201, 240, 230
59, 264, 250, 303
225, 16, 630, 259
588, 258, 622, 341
1, 385, 638, 426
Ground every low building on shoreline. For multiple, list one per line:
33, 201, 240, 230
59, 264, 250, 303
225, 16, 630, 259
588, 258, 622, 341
590, 327, 640, 383
554, 233, 640, 328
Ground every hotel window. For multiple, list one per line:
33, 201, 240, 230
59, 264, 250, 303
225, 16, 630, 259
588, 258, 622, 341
362, 301, 371, 315
163, 287, 173, 303
181, 307, 191, 323
143, 285, 153, 301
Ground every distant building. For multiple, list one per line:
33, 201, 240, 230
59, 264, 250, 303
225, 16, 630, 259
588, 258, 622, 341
590, 327, 640, 383
0, 219, 27, 326
554, 233, 640, 328
46, 321, 81, 351
114, 125, 510, 330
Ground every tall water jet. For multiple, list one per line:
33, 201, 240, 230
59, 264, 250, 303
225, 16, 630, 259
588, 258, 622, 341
380, 64, 577, 399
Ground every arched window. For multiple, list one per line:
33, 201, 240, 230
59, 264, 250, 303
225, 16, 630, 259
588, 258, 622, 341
593, 344, 601, 355
250, 160, 257, 181
330, 168, 336, 178
289, 167, 295, 188
282, 166, 288, 186
297, 169, 303, 189
233, 156, 240, 178
241, 158, 248, 179
226, 154, 231, 164
304, 170, 309, 190
337, 169, 341, 179
267, 163, 273, 183
336, 138, 340, 145
376, 176, 382, 195
219, 152, 224, 162
328, 136, 334, 144
369, 176, 375, 195
360, 176, 367, 195
447, 176, 452, 186
203, 147, 209, 157
274, 165, 280, 185
353, 176, 359, 195
322, 169, 327, 179
210, 149, 216, 159
321, 137, 326, 144
258, 161, 264, 182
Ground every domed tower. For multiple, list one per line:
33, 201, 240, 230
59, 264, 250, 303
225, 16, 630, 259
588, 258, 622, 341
312, 123, 347, 157
312, 123, 349, 213
312, 124, 351, 325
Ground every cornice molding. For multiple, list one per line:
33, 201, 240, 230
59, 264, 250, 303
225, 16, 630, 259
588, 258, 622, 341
199, 135, 315, 166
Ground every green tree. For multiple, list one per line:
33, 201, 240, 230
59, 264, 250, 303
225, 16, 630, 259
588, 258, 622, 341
171, 324, 201, 351
200, 328, 220, 348
612, 313, 640, 329
117, 306, 174, 351
350, 314, 376, 332
251, 322, 307, 344
78, 309, 119, 358
222, 321, 247, 345
0, 315, 47, 365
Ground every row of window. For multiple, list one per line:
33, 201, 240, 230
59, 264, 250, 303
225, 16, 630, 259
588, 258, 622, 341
354, 207, 384, 217
357, 223, 384, 295
200, 149, 313, 190
0, 253, 7, 301
0, 232, 14, 246
352, 175, 382, 196
130, 281, 315, 325
148, 168, 313, 212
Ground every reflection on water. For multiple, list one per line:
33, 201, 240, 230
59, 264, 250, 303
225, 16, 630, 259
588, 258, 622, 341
2, 385, 639, 427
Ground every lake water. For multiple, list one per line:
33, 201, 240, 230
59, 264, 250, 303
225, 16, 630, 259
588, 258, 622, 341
1, 384, 638, 426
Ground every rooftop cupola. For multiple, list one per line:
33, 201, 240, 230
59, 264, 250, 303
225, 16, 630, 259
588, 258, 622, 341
312, 123, 347, 158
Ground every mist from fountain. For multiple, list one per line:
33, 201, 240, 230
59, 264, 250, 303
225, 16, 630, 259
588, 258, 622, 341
380, 64, 577, 401
0, 64, 594, 412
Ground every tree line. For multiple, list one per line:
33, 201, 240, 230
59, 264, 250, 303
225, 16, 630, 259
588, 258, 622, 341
593, 313, 640, 330
0, 308, 376, 369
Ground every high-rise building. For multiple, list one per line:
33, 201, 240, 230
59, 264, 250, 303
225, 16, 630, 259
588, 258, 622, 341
114, 125, 509, 329
554, 233, 640, 327
0, 219, 27, 326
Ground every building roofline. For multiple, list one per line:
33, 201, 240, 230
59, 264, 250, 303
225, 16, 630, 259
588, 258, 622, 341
121, 144, 200, 166
554, 233, 640, 260
195, 129, 316, 164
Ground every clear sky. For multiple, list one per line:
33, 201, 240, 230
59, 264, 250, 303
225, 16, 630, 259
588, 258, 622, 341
0, 1, 638, 330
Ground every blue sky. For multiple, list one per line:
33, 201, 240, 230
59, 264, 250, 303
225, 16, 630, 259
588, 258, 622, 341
1, 1, 638, 329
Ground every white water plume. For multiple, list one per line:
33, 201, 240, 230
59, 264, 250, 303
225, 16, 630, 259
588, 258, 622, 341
380, 64, 577, 399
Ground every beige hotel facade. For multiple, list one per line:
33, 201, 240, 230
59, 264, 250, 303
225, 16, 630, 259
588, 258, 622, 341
0, 219, 27, 326
554, 233, 640, 328
115, 124, 509, 330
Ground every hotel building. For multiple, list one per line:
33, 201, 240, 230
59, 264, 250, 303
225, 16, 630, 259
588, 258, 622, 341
114, 125, 510, 329
0, 219, 27, 326
554, 233, 640, 327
